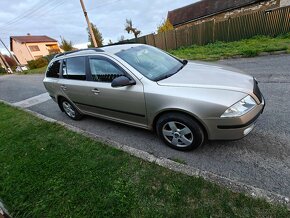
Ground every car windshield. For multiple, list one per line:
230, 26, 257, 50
115, 45, 184, 81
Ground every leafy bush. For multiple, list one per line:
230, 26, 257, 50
0, 67, 6, 74
43, 54, 56, 62
27, 57, 48, 69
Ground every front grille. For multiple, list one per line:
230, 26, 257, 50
253, 79, 262, 104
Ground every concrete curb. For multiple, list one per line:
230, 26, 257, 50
1, 99, 289, 209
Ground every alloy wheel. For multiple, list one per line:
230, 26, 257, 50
162, 121, 193, 148
62, 101, 76, 118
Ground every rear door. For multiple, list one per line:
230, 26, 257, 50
57, 56, 90, 106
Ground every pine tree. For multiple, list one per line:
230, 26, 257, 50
88, 23, 104, 47
60, 37, 74, 51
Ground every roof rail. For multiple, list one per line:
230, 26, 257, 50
103, 41, 140, 47
54, 48, 105, 58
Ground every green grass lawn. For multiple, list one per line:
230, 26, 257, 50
0, 103, 289, 217
170, 33, 290, 61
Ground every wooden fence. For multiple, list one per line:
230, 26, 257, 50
124, 6, 290, 50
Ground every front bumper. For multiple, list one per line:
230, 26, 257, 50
203, 96, 265, 140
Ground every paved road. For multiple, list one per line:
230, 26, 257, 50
1, 54, 290, 197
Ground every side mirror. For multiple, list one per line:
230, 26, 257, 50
111, 76, 136, 88
182, 59, 188, 65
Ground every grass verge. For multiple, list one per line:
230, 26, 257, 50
19, 66, 47, 75
170, 33, 290, 61
0, 103, 289, 217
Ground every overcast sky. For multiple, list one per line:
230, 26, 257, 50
0, 0, 198, 54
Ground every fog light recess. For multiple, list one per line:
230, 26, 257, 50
243, 124, 255, 136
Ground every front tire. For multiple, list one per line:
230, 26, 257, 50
60, 98, 83, 120
156, 113, 205, 151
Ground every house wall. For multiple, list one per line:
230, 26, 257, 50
175, 0, 280, 29
12, 40, 33, 65
25, 42, 59, 60
12, 41, 60, 65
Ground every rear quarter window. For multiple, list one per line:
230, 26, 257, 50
46, 60, 61, 78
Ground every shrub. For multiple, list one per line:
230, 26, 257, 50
43, 54, 56, 63
0, 67, 6, 74
27, 57, 48, 69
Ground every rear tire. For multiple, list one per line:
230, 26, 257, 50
156, 113, 205, 151
60, 98, 83, 120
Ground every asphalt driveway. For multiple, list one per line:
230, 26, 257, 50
1, 54, 289, 198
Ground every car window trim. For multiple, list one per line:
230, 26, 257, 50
46, 59, 61, 78
87, 55, 134, 83
59, 59, 65, 79
59, 56, 88, 81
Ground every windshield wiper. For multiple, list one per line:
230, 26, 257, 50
155, 66, 183, 81
155, 72, 176, 81
155, 60, 188, 82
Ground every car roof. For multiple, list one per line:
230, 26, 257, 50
53, 43, 146, 60
102, 43, 144, 54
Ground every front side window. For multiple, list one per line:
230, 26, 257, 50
115, 45, 183, 81
62, 57, 86, 80
46, 60, 60, 78
89, 58, 124, 82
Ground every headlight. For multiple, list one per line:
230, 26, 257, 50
221, 95, 256, 118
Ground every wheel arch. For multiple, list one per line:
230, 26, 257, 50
56, 95, 66, 112
152, 109, 209, 139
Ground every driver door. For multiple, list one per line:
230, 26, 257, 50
75, 55, 147, 128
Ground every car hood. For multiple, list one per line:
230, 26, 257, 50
157, 61, 254, 93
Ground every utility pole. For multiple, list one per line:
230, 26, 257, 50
0, 38, 22, 68
80, 0, 98, 47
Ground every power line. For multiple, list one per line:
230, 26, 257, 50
37, 0, 121, 17
0, 0, 52, 28
0, 0, 62, 30
1, 0, 121, 31
0, 37, 22, 70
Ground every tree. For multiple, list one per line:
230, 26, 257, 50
3, 55, 17, 68
157, 19, 174, 33
87, 23, 103, 47
108, 39, 113, 45
125, 19, 141, 39
60, 37, 74, 51
118, 35, 126, 42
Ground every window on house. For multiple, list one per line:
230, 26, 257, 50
89, 58, 125, 82
46, 44, 60, 54
62, 57, 86, 80
29, 45, 40, 52
46, 60, 61, 78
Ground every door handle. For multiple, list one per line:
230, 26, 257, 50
60, 85, 67, 91
92, 88, 100, 95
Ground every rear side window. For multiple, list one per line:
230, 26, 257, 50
46, 60, 61, 78
62, 57, 86, 80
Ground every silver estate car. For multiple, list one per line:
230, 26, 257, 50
43, 44, 265, 151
